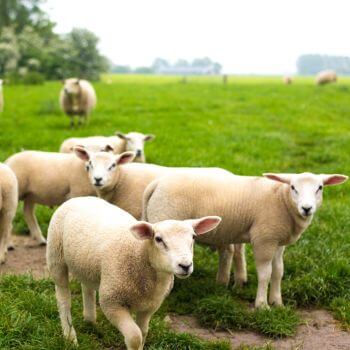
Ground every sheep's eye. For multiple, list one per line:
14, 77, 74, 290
291, 185, 298, 194
317, 185, 323, 192
193, 234, 196, 240
108, 163, 116, 171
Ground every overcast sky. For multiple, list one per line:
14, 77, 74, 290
45, 0, 350, 74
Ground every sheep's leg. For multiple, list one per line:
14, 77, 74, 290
136, 311, 153, 348
233, 243, 248, 287
0, 214, 10, 264
101, 304, 143, 350
70, 116, 75, 129
216, 244, 234, 286
269, 246, 285, 306
53, 265, 78, 344
82, 284, 96, 323
23, 199, 46, 245
253, 241, 277, 308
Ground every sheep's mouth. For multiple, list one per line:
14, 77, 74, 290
175, 272, 191, 279
94, 183, 103, 187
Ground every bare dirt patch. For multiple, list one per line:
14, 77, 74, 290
167, 310, 350, 349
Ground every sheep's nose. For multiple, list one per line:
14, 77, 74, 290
178, 263, 192, 273
94, 177, 102, 185
136, 150, 142, 157
302, 206, 312, 215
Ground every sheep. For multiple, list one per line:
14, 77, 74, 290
59, 131, 155, 162
47, 196, 221, 348
74, 146, 248, 287
283, 76, 292, 85
316, 70, 337, 85
59, 78, 97, 127
5, 150, 101, 245
142, 171, 348, 308
0, 163, 18, 264
0, 79, 4, 112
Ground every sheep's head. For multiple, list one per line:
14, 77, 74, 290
116, 131, 155, 162
130, 216, 221, 278
74, 146, 135, 189
264, 172, 348, 218
63, 78, 81, 97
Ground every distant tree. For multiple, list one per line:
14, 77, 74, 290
297, 54, 350, 75
191, 57, 212, 67
174, 59, 189, 67
152, 58, 169, 71
134, 67, 154, 74
0, 27, 20, 74
112, 65, 131, 74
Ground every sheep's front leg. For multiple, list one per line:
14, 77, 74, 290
101, 304, 142, 350
82, 284, 96, 323
253, 241, 277, 308
23, 199, 46, 245
233, 243, 248, 287
269, 246, 285, 306
216, 244, 234, 286
136, 311, 153, 348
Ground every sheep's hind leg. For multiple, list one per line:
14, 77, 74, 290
233, 244, 248, 287
216, 244, 234, 286
23, 198, 46, 245
82, 284, 96, 323
101, 304, 143, 350
0, 214, 10, 264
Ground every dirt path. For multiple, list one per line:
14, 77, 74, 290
1, 237, 349, 349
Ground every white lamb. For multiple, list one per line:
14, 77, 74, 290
316, 70, 337, 85
47, 196, 221, 349
142, 171, 348, 308
74, 146, 248, 287
0, 163, 18, 263
59, 131, 155, 162
5, 150, 106, 244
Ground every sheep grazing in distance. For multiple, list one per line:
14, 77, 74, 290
59, 78, 97, 128
59, 131, 155, 163
283, 76, 292, 85
73, 146, 248, 287
0, 163, 18, 264
5, 150, 101, 245
316, 70, 337, 85
142, 172, 348, 308
47, 196, 221, 348
0, 79, 4, 112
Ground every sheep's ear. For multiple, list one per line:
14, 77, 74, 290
74, 146, 90, 161
116, 151, 135, 165
144, 134, 155, 142
189, 216, 221, 236
130, 221, 154, 240
104, 144, 114, 152
115, 131, 127, 140
263, 173, 292, 184
322, 174, 348, 186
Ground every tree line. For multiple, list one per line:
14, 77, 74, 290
297, 54, 350, 75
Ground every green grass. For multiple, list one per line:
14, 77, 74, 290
1, 74, 350, 348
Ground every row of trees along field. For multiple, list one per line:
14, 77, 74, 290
0, 0, 109, 83
297, 54, 350, 75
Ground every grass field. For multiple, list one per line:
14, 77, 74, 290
1, 75, 350, 349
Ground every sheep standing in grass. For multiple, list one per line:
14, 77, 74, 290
143, 172, 348, 308
283, 76, 292, 85
59, 131, 155, 162
47, 196, 221, 348
0, 79, 4, 112
316, 70, 337, 85
0, 163, 18, 263
74, 147, 248, 287
59, 78, 96, 127
5, 150, 102, 245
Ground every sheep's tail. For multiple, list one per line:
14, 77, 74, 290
142, 179, 159, 222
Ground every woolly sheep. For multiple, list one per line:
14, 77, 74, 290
74, 147, 248, 287
59, 78, 97, 127
59, 131, 155, 162
283, 76, 292, 85
47, 196, 221, 348
5, 150, 99, 245
0, 79, 3, 112
142, 171, 348, 308
0, 163, 18, 264
316, 70, 337, 85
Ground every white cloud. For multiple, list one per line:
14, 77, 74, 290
45, 0, 350, 74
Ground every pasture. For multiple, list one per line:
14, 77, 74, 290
0, 75, 350, 349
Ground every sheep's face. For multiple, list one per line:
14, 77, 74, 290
63, 79, 80, 97
264, 172, 348, 218
74, 147, 135, 189
130, 217, 221, 278
116, 131, 155, 162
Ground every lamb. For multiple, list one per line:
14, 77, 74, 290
47, 196, 221, 349
59, 131, 155, 162
283, 76, 292, 85
5, 150, 103, 245
59, 78, 97, 127
316, 70, 337, 85
0, 163, 18, 264
74, 146, 248, 287
0, 79, 4, 112
142, 171, 348, 308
